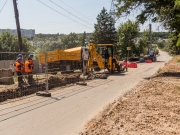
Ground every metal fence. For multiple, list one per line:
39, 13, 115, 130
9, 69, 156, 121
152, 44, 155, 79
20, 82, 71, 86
0, 51, 88, 103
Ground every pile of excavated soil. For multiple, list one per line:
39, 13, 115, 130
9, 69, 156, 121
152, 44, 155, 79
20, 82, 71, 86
48, 73, 81, 89
0, 83, 45, 102
0, 73, 81, 102
80, 56, 180, 135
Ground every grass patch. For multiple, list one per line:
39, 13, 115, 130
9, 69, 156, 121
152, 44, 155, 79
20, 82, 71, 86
175, 86, 180, 90
177, 59, 180, 63
157, 68, 162, 73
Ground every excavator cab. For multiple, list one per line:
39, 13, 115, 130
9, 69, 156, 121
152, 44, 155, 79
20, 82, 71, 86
98, 44, 117, 72
98, 44, 112, 61
88, 43, 123, 73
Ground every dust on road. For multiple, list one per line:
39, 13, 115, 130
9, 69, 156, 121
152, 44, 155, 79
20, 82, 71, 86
81, 56, 180, 135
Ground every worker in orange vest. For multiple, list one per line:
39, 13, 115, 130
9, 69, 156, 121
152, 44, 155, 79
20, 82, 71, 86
14, 54, 23, 66
28, 54, 34, 83
17, 54, 22, 61
28, 54, 34, 67
25, 53, 34, 83
15, 57, 24, 87
25, 58, 33, 84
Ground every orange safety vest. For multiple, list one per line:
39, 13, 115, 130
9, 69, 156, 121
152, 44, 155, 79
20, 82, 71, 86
25, 61, 32, 73
15, 62, 23, 72
28, 57, 34, 69
28, 58, 33, 65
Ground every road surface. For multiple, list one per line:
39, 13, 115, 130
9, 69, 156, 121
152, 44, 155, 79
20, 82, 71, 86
0, 51, 171, 135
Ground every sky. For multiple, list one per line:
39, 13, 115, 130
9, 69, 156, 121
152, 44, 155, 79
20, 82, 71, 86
0, 0, 166, 34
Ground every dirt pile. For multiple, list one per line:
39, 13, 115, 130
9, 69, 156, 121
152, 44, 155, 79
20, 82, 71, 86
0, 73, 81, 102
0, 83, 45, 102
48, 73, 81, 89
81, 56, 180, 135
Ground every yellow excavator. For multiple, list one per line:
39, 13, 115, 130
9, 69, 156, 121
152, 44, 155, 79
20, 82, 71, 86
39, 43, 125, 74
87, 43, 123, 73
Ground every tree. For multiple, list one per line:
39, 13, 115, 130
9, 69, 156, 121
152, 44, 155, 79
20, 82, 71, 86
36, 41, 64, 53
0, 31, 31, 60
138, 30, 150, 55
92, 7, 117, 44
157, 41, 165, 49
138, 30, 157, 55
61, 32, 79, 49
115, 0, 180, 54
117, 20, 139, 58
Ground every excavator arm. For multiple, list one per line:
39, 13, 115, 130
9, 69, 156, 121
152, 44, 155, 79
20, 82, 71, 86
88, 43, 105, 69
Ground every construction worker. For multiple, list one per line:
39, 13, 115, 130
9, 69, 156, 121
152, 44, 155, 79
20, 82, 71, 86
25, 54, 34, 83
15, 57, 24, 87
14, 54, 22, 66
28, 54, 34, 68
102, 48, 109, 60
17, 54, 22, 60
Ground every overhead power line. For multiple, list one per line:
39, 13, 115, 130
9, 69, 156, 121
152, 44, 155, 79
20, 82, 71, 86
0, 0, 8, 13
49, 0, 93, 26
37, 0, 92, 29
58, 0, 94, 22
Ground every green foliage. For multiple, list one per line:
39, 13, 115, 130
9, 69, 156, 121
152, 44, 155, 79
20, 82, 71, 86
154, 32, 169, 39
157, 42, 165, 49
177, 59, 180, 63
157, 68, 162, 73
138, 30, 151, 55
175, 0, 180, 8
0, 31, 31, 60
115, 0, 175, 25
36, 41, 63, 53
35, 33, 62, 42
115, 0, 180, 54
168, 33, 180, 54
176, 33, 180, 46
117, 20, 139, 58
36, 32, 82, 53
92, 7, 117, 44
61, 32, 79, 49
137, 32, 169, 39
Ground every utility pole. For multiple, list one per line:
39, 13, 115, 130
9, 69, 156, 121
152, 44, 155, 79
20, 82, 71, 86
149, 24, 152, 53
83, 31, 86, 47
126, 34, 130, 62
13, 0, 23, 52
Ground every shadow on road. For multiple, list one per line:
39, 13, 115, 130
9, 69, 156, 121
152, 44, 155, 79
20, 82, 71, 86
156, 61, 166, 63
137, 60, 166, 63
143, 77, 151, 80
108, 72, 126, 76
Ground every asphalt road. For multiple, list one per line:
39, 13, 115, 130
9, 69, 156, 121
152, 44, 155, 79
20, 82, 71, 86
0, 50, 171, 135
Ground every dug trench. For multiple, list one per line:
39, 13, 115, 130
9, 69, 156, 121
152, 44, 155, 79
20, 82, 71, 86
0, 72, 108, 103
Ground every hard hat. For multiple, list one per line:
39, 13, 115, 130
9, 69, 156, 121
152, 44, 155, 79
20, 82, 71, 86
17, 57, 22, 61
18, 54, 22, 57
29, 54, 34, 57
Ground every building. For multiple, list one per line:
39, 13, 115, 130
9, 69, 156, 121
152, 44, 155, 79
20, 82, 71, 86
0, 29, 35, 39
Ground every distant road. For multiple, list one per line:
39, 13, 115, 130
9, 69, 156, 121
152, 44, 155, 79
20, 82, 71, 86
0, 50, 171, 135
